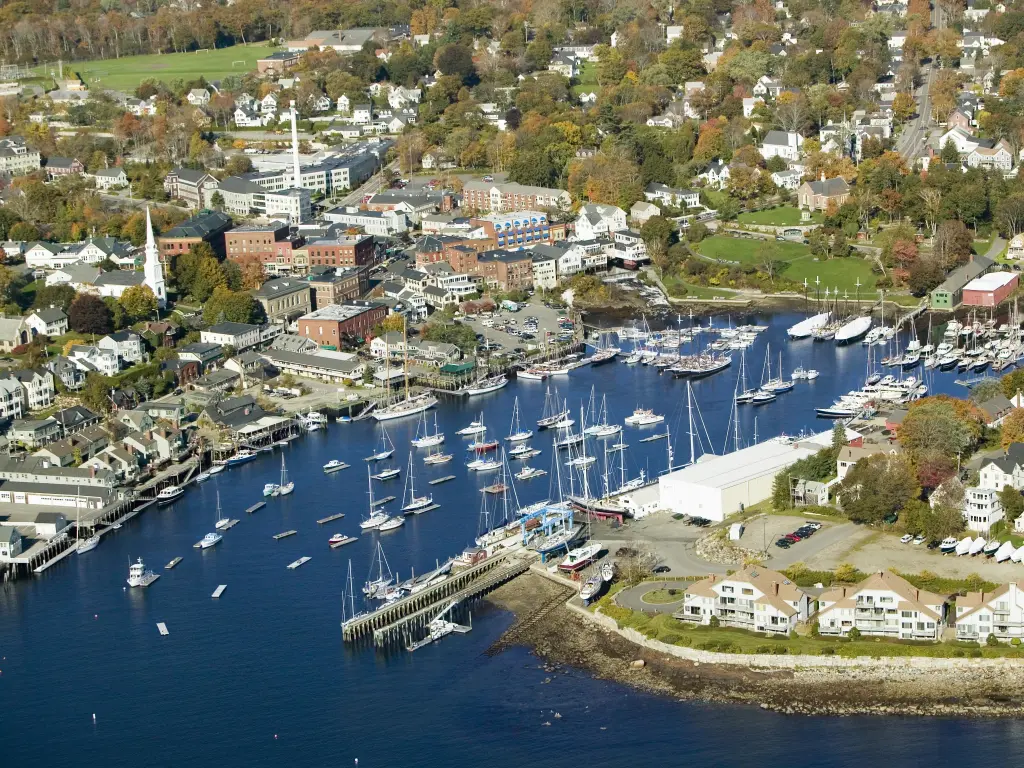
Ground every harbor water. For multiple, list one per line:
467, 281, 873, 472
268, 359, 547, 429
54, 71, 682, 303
0, 311, 1015, 767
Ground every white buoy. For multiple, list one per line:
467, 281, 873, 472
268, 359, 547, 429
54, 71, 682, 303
92, 714, 96, 722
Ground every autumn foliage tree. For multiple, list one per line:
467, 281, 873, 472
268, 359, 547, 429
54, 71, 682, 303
69, 293, 112, 335
1001, 409, 1024, 450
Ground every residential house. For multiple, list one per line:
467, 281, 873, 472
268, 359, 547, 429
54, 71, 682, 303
760, 130, 804, 162
4, 369, 55, 411
45, 356, 85, 391
573, 204, 627, 240
45, 156, 84, 179
816, 571, 946, 640
234, 106, 272, 128
530, 249, 557, 289
193, 368, 241, 393
224, 350, 267, 385
25, 308, 68, 337
162, 168, 219, 209
187, 88, 210, 106
9, 417, 61, 447
34, 425, 109, 467
201, 322, 262, 351
0, 316, 31, 351
352, 104, 373, 124
177, 342, 224, 372
644, 182, 700, 209
675, 565, 813, 636
97, 331, 144, 365
752, 75, 784, 98
0, 376, 23, 419
68, 344, 120, 376
52, 405, 100, 437
697, 160, 731, 190
92, 167, 129, 190
629, 201, 660, 226
0, 136, 42, 176
83, 446, 139, 482
1008, 233, 1024, 260
967, 139, 1013, 172
836, 444, 900, 481
772, 169, 802, 190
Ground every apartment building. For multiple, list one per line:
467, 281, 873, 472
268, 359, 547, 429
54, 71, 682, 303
163, 168, 219, 209
298, 301, 388, 346
816, 571, 946, 640
225, 222, 302, 275
956, 582, 1024, 643
157, 210, 233, 263
252, 278, 312, 322
461, 181, 571, 213
469, 210, 566, 250
676, 565, 812, 636
304, 234, 375, 268
0, 137, 42, 176
474, 249, 534, 291
305, 266, 367, 309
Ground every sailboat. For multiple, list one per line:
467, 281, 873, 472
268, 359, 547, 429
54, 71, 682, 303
195, 498, 224, 549
214, 491, 231, 530
584, 392, 618, 437
400, 452, 433, 513
537, 387, 570, 429
411, 411, 445, 448
762, 352, 794, 393
365, 427, 396, 461
76, 499, 100, 553
362, 540, 394, 597
272, 456, 294, 496
341, 560, 368, 627
195, 451, 211, 483
423, 440, 453, 465
359, 468, 391, 531
505, 397, 533, 442
373, 316, 438, 421
734, 347, 756, 404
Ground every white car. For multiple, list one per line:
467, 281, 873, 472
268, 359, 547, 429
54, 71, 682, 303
914, 535, 926, 545
900, 534, 913, 544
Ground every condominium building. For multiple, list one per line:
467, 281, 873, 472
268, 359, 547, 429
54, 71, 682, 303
469, 210, 566, 250
675, 565, 812, 636
462, 181, 571, 213
816, 571, 946, 640
0, 137, 42, 176
956, 582, 1024, 643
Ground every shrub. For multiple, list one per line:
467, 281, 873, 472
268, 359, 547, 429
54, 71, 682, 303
820, 647, 836, 655
847, 627, 862, 640
756, 645, 772, 654
709, 616, 720, 628
987, 633, 1001, 647
1012, 638, 1021, 647
971, 649, 983, 658
660, 632, 683, 645
809, 620, 820, 638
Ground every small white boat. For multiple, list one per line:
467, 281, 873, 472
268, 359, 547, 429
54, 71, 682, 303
624, 408, 663, 426
566, 455, 596, 468
1011, 545, 1024, 563
77, 533, 100, 554
423, 451, 453, 465
457, 417, 487, 436
955, 536, 974, 556
411, 411, 445, 448
515, 466, 546, 480
365, 427, 396, 461
593, 423, 622, 438
969, 537, 987, 556
378, 515, 405, 531
468, 458, 501, 471
323, 459, 347, 474
208, 464, 226, 475
263, 483, 279, 497
126, 557, 159, 587
372, 467, 401, 481
195, 471, 211, 483
272, 456, 294, 496
197, 532, 222, 549
400, 452, 432, 513
995, 541, 1016, 562
213, 492, 230, 530
156, 486, 184, 505
601, 561, 615, 582
939, 536, 959, 554
505, 397, 533, 442
608, 441, 627, 452
805, 369, 819, 380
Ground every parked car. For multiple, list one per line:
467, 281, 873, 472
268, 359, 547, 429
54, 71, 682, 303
900, 534, 913, 544
775, 539, 792, 549
914, 535, 926, 545
483, 174, 494, 182
652, 565, 671, 574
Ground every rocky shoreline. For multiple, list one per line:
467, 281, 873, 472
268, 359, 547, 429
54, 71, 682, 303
486, 573, 1024, 718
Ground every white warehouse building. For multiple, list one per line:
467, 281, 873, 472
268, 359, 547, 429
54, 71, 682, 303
657, 438, 820, 522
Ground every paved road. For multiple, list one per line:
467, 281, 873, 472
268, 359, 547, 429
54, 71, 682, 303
984, 237, 1007, 260
616, 580, 689, 615
338, 159, 399, 206
896, 3, 944, 161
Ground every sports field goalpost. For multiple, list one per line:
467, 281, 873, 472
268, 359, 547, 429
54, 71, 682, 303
232, 60, 247, 67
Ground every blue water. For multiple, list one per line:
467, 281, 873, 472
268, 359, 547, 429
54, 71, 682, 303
0, 312, 1010, 767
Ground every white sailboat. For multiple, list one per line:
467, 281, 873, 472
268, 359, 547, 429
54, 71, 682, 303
273, 456, 294, 496
411, 412, 445, 448
365, 427, 396, 461
359, 468, 390, 531
363, 540, 394, 597
400, 452, 433, 513
373, 316, 439, 421
214, 491, 231, 530
505, 397, 533, 442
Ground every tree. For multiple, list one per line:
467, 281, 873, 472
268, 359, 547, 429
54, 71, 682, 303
899, 396, 985, 462
69, 294, 112, 334
1001, 408, 1024, 450
907, 256, 945, 295
32, 284, 77, 313
892, 92, 916, 123
997, 194, 1024, 238
210, 191, 225, 211
839, 453, 920, 525
1000, 484, 1024, 523
377, 314, 406, 334
433, 44, 476, 83
640, 216, 677, 263
922, 501, 966, 542
9, 221, 39, 241
933, 220, 973, 269
203, 286, 260, 325
119, 284, 158, 322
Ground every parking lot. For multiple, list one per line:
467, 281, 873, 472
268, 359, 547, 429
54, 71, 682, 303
453, 299, 578, 354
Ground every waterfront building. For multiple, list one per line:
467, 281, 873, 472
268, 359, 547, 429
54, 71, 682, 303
957, 582, 1024, 643
676, 565, 812, 635
816, 571, 946, 640
962, 271, 1019, 307
298, 301, 387, 346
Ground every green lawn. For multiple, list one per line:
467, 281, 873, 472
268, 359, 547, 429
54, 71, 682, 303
661, 272, 736, 300
698, 235, 810, 265
570, 61, 599, 96
737, 206, 822, 227
36, 43, 274, 92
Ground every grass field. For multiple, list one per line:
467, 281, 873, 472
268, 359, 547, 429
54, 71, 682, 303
37, 43, 274, 92
736, 206, 822, 227
661, 272, 736, 300
570, 61, 600, 96
697, 234, 881, 296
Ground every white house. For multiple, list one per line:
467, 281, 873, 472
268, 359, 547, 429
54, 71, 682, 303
1008, 233, 1024, 260
644, 182, 700, 208
743, 96, 765, 118
4, 368, 56, 411
531, 250, 557, 289
967, 139, 1013, 172
187, 88, 210, 106
337, 95, 351, 114
201, 322, 262, 351
235, 106, 272, 128
25, 308, 68, 337
771, 169, 803, 190
573, 203, 627, 240
697, 160, 730, 189
676, 565, 812, 636
817, 571, 946, 640
260, 93, 279, 114
956, 582, 1024, 643
352, 104, 374, 125
69, 344, 121, 376
752, 75, 784, 98
963, 486, 1004, 533
93, 167, 128, 190
939, 126, 981, 156
760, 130, 804, 162
97, 331, 144, 365
629, 201, 660, 226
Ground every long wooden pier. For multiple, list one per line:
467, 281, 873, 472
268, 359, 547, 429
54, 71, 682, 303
342, 552, 533, 644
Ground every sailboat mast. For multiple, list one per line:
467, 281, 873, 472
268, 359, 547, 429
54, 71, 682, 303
402, 315, 410, 402
687, 381, 695, 466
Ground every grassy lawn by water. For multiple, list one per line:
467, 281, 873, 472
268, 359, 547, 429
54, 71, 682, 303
737, 206, 822, 227
698, 235, 809, 265
661, 272, 736, 300
37, 44, 274, 92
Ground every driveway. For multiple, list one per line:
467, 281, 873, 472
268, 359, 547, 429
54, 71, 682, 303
615, 580, 690, 615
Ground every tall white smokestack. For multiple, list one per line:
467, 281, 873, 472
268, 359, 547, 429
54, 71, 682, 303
290, 100, 301, 190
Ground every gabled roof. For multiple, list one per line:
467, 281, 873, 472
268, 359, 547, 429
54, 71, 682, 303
819, 570, 945, 621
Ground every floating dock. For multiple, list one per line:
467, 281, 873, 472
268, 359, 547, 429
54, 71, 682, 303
371, 495, 395, 507
316, 512, 346, 525
212, 584, 227, 598
483, 483, 508, 494
157, 622, 169, 636
324, 462, 350, 474
287, 556, 311, 569
246, 502, 266, 514
273, 530, 297, 540
165, 557, 182, 570
428, 475, 456, 485
220, 519, 240, 530
330, 536, 357, 549
639, 433, 668, 443
404, 503, 440, 516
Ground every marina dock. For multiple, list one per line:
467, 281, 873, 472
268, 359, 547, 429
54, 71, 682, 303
330, 536, 357, 548
212, 585, 227, 598
428, 475, 456, 485
165, 557, 182, 570
157, 623, 169, 636
342, 552, 533, 645
404, 503, 440, 516
220, 519, 240, 530
287, 556, 311, 569
639, 433, 668, 443
246, 502, 266, 514
316, 513, 346, 525
273, 530, 297, 540
371, 495, 395, 507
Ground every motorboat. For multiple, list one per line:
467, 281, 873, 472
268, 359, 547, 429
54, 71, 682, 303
371, 467, 401, 481
815, 402, 858, 419
515, 466, 546, 481
378, 515, 405, 531
983, 539, 1001, 556
804, 369, 819, 380
624, 408, 664, 426
566, 455, 596, 469
579, 573, 605, 602
225, 449, 257, 467
517, 368, 549, 381
457, 418, 487, 436
969, 537, 987, 556
509, 443, 535, 457
467, 458, 501, 472
323, 459, 347, 474
156, 486, 185, 505
197, 532, 222, 549
752, 389, 777, 405
955, 536, 974, 556
195, 471, 211, 483
208, 464, 226, 475
601, 561, 615, 582
263, 483, 279, 497
126, 557, 159, 587
939, 537, 959, 554
995, 541, 1016, 562
558, 542, 602, 572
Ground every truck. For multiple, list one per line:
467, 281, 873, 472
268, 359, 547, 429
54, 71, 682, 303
501, 300, 521, 312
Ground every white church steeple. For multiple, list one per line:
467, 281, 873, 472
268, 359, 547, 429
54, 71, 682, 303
143, 206, 166, 308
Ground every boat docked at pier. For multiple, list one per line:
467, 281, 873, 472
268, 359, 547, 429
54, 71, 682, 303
373, 392, 438, 421
127, 557, 160, 587
225, 449, 257, 467
461, 373, 508, 396
787, 312, 830, 339
156, 485, 185, 505
624, 408, 664, 426
835, 316, 872, 344
359, 469, 391, 530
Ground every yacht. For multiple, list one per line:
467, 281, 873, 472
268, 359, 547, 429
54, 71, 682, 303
273, 456, 294, 496
624, 408, 664, 426
423, 450, 453, 465
462, 374, 508, 396
411, 412, 445, 448
373, 392, 438, 422
456, 417, 487, 436
787, 312, 830, 339
197, 531, 222, 549
77, 532, 100, 554
835, 316, 872, 344
505, 398, 533, 443
371, 467, 401, 481
400, 453, 433, 513
365, 428, 396, 461
939, 537, 959, 554
225, 449, 257, 467
126, 557, 160, 588
751, 389, 777, 405
515, 466, 546, 481
378, 515, 406, 531
208, 464, 226, 475
156, 486, 185, 506
263, 482, 280, 497
323, 459, 347, 474
559, 541, 602, 572
508, 442, 538, 457
517, 368, 549, 381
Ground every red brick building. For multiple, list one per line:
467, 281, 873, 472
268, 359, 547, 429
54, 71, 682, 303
474, 250, 534, 291
225, 222, 302, 275
298, 301, 387, 346
303, 234, 374, 268
305, 266, 368, 309
158, 210, 233, 263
